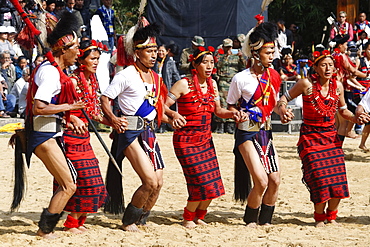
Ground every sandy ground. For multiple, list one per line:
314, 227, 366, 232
0, 131, 370, 247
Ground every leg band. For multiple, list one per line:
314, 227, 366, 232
258, 204, 275, 225
64, 214, 79, 229
78, 216, 87, 227
121, 203, 143, 226
196, 209, 207, 220
183, 207, 196, 221
314, 212, 326, 222
326, 209, 338, 221
38, 208, 63, 234
243, 205, 260, 224
136, 210, 151, 225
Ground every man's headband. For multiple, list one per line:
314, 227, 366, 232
50, 31, 78, 52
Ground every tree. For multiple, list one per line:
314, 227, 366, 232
113, 0, 141, 34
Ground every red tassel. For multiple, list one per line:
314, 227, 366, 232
195, 209, 207, 220
183, 207, 196, 221
116, 36, 134, 67
64, 215, 79, 229
78, 216, 87, 226
326, 209, 338, 221
314, 212, 326, 222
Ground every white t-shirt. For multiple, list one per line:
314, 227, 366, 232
34, 62, 61, 103
102, 65, 157, 121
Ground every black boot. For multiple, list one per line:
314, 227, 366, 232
214, 122, 224, 134
122, 203, 144, 226
243, 205, 260, 225
225, 122, 235, 134
258, 204, 275, 225
38, 208, 63, 234
136, 210, 150, 225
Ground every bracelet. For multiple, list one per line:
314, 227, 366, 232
277, 100, 287, 108
339, 105, 347, 110
284, 91, 293, 102
168, 91, 177, 101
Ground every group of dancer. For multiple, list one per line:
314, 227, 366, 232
11, 9, 370, 239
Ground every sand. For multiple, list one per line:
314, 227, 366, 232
0, 131, 369, 247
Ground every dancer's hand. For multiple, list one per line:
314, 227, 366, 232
357, 112, 370, 125
233, 110, 249, 123
112, 116, 128, 133
69, 101, 86, 111
170, 112, 186, 129
69, 115, 88, 135
280, 106, 294, 123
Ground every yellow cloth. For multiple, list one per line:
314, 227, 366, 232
0, 122, 23, 132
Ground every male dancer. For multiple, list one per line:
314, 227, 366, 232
227, 22, 283, 227
25, 11, 86, 238
101, 18, 167, 232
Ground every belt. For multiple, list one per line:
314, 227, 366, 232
33, 116, 62, 132
125, 116, 155, 131
237, 118, 271, 132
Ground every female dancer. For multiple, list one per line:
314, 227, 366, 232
57, 39, 109, 233
227, 22, 282, 228
278, 48, 369, 227
165, 46, 245, 228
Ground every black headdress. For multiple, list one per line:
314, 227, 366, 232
243, 22, 278, 57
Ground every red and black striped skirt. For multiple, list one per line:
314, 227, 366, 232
173, 125, 225, 202
298, 124, 349, 204
54, 130, 107, 213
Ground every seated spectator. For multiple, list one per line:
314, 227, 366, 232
0, 50, 16, 91
10, 67, 29, 115
0, 26, 15, 58
46, 0, 57, 16
6, 26, 22, 60
279, 47, 300, 81
0, 74, 15, 117
296, 54, 310, 79
15, 56, 28, 80
32, 54, 45, 69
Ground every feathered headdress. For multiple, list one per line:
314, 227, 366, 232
47, 11, 80, 52
242, 22, 278, 58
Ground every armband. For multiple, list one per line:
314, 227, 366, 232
284, 91, 293, 102
339, 105, 347, 110
168, 92, 177, 101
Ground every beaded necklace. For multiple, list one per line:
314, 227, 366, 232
134, 63, 158, 106
189, 69, 216, 108
73, 67, 103, 121
309, 78, 339, 117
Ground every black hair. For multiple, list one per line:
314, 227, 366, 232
188, 48, 214, 71
166, 43, 180, 56
332, 34, 350, 47
364, 41, 370, 51
17, 56, 27, 63
133, 23, 161, 47
47, 11, 80, 47
79, 39, 101, 60
249, 22, 278, 47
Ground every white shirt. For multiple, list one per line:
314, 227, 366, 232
34, 62, 61, 103
102, 65, 157, 121
359, 89, 370, 113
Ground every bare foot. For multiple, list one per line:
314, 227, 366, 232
37, 229, 59, 239
346, 131, 359, 139
183, 220, 197, 229
120, 224, 141, 232
315, 221, 325, 227
246, 222, 258, 228
64, 227, 83, 234
327, 220, 341, 226
77, 225, 88, 232
359, 145, 369, 152
193, 218, 207, 226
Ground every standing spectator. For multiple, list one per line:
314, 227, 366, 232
330, 11, 353, 42
95, 0, 115, 51
353, 11, 370, 41
179, 35, 204, 77
289, 23, 304, 57
233, 34, 245, 50
273, 20, 293, 70
54, 0, 66, 18
214, 38, 245, 134
46, 0, 57, 17
65, 0, 84, 37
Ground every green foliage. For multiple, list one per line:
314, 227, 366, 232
112, 0, 141, 34
268, 0, 337, 54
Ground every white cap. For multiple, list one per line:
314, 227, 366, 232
0, 26, 8, 33
6, 26, 16, 33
